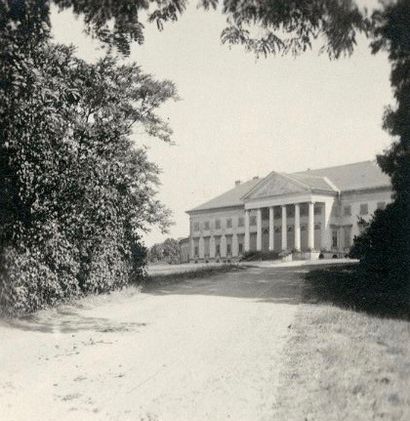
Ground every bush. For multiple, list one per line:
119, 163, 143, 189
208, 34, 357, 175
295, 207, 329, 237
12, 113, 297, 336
350, 203, 410, 296
240, 250, 280, 261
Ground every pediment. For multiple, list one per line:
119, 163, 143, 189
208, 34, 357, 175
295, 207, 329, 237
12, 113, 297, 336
243, 172, 309, 200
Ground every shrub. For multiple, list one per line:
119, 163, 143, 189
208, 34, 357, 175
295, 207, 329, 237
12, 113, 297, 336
240, 250, 280, 261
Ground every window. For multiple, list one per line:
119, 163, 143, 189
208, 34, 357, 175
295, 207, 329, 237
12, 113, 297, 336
226, 244, 232, 256
238, 243, 243, 254
226, 218, 232, 228
343, 205, 351, 216
287, 225, 293, 232
204, 221, 210, 230
377, 201, 386, 210
332, 230, 338, 249
215, 219, 221, 229
250, 215, 257, 226
360, 203, 368, 215
194, 246, 199, 257
193, 222, 200, 232
314, 205, 322, 215
238, 217, 244, 227
274, 226, 280, 233
274, 207, 281, 218
215, 244, 220, 256
314, 223, 321, 230
344, 226, 352, 248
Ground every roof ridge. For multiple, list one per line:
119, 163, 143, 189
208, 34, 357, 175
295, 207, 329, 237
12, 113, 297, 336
280, 172, 312, 191
291, 159, 375, 175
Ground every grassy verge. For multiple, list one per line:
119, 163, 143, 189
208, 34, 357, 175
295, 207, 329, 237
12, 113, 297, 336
273, 265, 410, 420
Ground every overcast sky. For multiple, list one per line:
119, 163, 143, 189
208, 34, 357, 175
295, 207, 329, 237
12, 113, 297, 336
51, 2, 393, 246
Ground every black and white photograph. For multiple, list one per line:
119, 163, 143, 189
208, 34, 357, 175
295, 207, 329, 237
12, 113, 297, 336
1, 0, 409, 419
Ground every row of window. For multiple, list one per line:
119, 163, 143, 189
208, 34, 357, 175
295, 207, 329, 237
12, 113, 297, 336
193, 202, 387, 232
337, 202, 385, 217
194, 217, 244, 232
194, 243, 243, 258
193, 210, 323, 232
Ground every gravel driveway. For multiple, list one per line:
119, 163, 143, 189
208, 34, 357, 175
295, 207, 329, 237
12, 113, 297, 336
0, 265, 303, 421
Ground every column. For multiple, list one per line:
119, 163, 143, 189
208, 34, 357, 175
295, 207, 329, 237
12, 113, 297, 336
320, 203, 327, 251
269, 206, 274, 251
281, 205, 287, 250
256, 208, 262, 251
294, 203, 301, 251
244, 210, 250, 252
308, 201, 315, 250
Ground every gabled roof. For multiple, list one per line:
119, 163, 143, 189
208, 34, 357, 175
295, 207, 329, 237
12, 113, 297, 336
242, 171, 338, 201
187, 160, 391, 213
292, 160, 390, 191
187, 177, 261, 213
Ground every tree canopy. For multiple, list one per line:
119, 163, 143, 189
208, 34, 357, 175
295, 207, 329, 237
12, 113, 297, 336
48, 0, 369, 57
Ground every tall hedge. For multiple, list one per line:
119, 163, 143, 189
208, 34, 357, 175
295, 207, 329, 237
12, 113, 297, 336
0, 3, 176, 314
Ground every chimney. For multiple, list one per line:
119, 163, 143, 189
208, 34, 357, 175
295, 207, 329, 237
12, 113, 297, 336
235, 180, 241, 186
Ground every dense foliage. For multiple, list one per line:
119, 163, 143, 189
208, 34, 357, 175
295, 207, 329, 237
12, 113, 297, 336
55, 0, 369, 58
350, 0, 410, 292
148, 238, 182, 264
0, 1, 176, 314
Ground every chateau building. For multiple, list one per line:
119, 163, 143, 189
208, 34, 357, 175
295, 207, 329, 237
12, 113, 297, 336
186, 161, 392, 261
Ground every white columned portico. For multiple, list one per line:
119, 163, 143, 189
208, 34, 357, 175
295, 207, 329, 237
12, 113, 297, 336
256, 208, 262, 251
268, 206, 274, 251
244, 210, 250, 252
308, 201, 315, 250
281, 205, 287, 251
294, 203, 301, 251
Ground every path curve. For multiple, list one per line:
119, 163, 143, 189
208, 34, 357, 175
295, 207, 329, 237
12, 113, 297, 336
0, 266, 303, 421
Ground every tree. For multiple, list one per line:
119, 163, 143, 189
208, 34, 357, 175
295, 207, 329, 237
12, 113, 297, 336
0, 2, 177, 313
350, 0, 410, 291
148, 238, 181, 264
49, 0, 369, 58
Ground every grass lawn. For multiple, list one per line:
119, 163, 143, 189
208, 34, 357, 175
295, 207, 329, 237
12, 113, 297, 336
273, 265, 410, 420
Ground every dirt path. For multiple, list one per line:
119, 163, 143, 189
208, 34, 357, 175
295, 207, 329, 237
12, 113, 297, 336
0, 266, 303, 421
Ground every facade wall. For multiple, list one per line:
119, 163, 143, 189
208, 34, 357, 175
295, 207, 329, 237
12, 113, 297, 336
189, 207, 246, 260
188, 187, 393, 260
328, 188, 392, 251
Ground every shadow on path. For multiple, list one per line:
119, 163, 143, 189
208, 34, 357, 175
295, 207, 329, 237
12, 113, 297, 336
0, 306, 147, 334
142, 265, 312, 305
